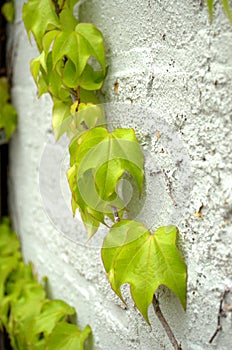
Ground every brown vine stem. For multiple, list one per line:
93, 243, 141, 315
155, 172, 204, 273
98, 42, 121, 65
209, 288, 230, 344
152, 295, 182, 350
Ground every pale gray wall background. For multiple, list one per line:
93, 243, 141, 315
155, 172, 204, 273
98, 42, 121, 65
8, 1, 232, 349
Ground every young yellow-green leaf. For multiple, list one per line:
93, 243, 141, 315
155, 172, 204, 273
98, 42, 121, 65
0, 78, 17, 139
67, 167, 105, 238
69, 127, 144, 190
0, 104, 17, 139
77, 64, 105, 91
79, 89, 100, 105
42, 30, 60, 57
101, 220, 187, 324
67, 103, 106, 138
59, 2, 78, 31
46, 322, 92, 350
26, 299, 76, 342
206, 0, 214, 22
52, 23, 105, 79
0, 220, 20, 257
221, 0, 232, 25
0, 256, 19, 306
7, 281, 46, 347
1, 2, 15, 23
76, 23, 106, 74
22, 0, 60, 51
52, 100, 72, 140
67, 127, 144, 236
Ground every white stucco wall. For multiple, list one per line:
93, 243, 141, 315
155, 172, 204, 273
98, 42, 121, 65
9, 1, 232, 349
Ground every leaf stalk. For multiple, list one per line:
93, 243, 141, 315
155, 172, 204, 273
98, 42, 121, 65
152, 295, 182, 350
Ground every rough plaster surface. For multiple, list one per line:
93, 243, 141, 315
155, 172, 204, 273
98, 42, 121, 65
9, 1, 232, 349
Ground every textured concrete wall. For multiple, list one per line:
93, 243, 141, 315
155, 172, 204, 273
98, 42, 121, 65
9, 1, 232, 349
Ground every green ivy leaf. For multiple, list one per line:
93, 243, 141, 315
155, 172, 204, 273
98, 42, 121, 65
68, 127, 144, 236
1, 2, 15, 23
59, 2, 78, 31
67, 102, 106, 138
221, 0, 232, 25
0, 256, 20, 313
7, 281, 46, 348
52, 100, 72, 140
0, 104, 17, 139
23, 0, 61, 51
206, 0, 214, 22
0, 220, 20, 257
101, 220, 187, 324
79, 89, 100, 105
77, 64, 105, 91
42, 30, 61, 57
52, 23, 105, 83
67, 167, 105, 238
26, 299, 76, 342
0, 78, 17, 140
46, 322, 92, 350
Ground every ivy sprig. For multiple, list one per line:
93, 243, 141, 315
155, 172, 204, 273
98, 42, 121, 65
22, 1, 187, 346
23, 0, 106, 140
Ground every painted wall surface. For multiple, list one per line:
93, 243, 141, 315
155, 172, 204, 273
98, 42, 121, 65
9, 1, 232, 349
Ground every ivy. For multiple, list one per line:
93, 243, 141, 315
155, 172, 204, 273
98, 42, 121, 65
0, 0, 230, 347
0, 218, 91, 349
102, 221, 187, 324
0, 76, 17, 140
23, 0, 106, 139
21, 1, 187, 348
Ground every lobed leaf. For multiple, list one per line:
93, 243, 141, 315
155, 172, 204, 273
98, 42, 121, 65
67, 102, 106, 138
101, 220, 187, 324
67, 127, 144, 237
22, 0, 61, 51
0, 218, 91, 349
46, 322, 92, 350
52, 23, 106, 88
26, 299, 76, 342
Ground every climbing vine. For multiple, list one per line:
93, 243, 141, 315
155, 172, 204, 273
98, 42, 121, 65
21, 0, 187, 347
0, 0, 231, 348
